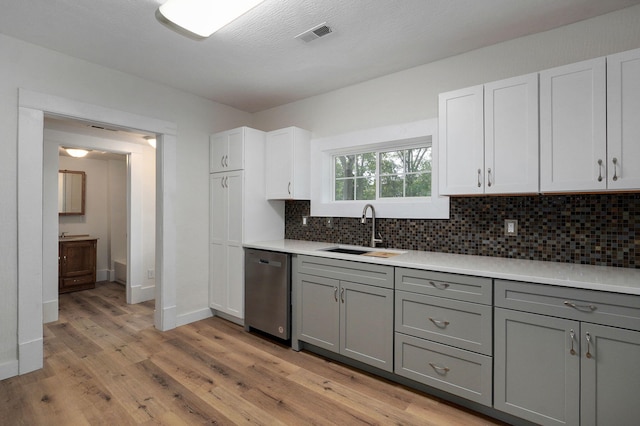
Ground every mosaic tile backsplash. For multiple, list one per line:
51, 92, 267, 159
285, 194, 640, 269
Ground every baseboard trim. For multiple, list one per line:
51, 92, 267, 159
43, 299, 59, 323
176, 308, 213, 327
18, 337, 43, 374
130, 284, 155, 304
0, 360, 19, 381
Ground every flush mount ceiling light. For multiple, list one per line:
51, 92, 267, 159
145, 136, 157, 148
65, 148, 89, 158
158, 0, 265, 38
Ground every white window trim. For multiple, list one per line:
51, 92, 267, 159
310, 118, 450, 219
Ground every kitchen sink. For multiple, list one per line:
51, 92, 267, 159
322, 247, 373, 255
320, 246, 407, 258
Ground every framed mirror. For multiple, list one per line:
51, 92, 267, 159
58, 170, 86, 215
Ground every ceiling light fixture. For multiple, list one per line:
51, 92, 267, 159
65, 148, 89, 158
158, 0, 265, 38
145, 136, 157, 149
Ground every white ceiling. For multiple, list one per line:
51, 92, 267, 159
2, 0, 639, 113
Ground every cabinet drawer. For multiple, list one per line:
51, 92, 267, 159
60, 274, 95, 293
495, 280, 640, 331
297, 255, 394, 289
395, 268, 492, 304
395, 291, 492, 355
395, 333, 492, 406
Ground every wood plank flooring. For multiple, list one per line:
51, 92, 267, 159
0, 282, 505, 425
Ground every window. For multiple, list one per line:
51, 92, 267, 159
333, 145, 432, 201
310, 119, 449, 219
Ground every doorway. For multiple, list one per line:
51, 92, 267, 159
17, 89, 177, 375
43, 116, 157, 319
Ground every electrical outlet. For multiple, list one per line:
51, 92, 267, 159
302, 216, 309, 226
147, 269, 155, 279
504, 219, 518, 236
326, 217, 333, 228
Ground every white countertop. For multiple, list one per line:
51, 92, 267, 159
244, 239, 640, 296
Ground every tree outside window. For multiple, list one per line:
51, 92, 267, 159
333, 146, 431, 201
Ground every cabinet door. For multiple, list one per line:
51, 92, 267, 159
209, 242, 226, 311
540, 57, 607, 192
340, 281, 394, 372
484, 74, 539, 194
226, 171, 243, 244
226, 128, 245, 171
438, 85, 484, 195
265, 128, 294, 199
607, 48, 640, 190
210, 133, 227, 173
580, 323, 640, 426
297, 273, 340, 351
494, 308, 580, 426
209, 174, 227, 243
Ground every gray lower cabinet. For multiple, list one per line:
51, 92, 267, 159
294, 255, 394, 372
494, 280, 640, 426
394, 268, 493, 406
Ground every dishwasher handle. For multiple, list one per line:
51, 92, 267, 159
250, 257, 282, 268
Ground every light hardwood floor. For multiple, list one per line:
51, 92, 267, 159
0, 282, 505, 425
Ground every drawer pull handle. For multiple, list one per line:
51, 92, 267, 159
429, 363, 450, 375
428, 281, 449, 290
340, 288, 345, 303
334, 287, 338, 302
563, 301, 596, 311
429, 317, 450, 328
585, 332, 593, 359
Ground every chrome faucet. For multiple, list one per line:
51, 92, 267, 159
361, 204, 383, 248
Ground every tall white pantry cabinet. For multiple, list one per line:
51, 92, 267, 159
209, 127, 284, 321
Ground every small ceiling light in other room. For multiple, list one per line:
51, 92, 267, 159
145, 136, 157, 148
65, 148, 89, 158
158, 0, 265, 38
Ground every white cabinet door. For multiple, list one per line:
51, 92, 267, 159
209, 242, 226, 311
226, 171, 243, 244
209, 128, 245, 173
540, 57, 607, 192
438, 85, 484, 195
484, 74, 539, 194
265, 127, 311, 199
607, 48, 640, 190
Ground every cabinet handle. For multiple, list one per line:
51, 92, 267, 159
334, 287, 338, 302
585, 332, 593, 359
429, 317, 450, 328
612, 157, 618, 181
340, 288, 345, 303
569, 329, 576, 355
288, 182, 291, 195
563, 301, 596, 311
428, 281, 449, 290
597, 159, 603, 182
477, 169, 482, 188
487, 168, 492, 187
224, 155, 229, 167
428, 363, 450, 374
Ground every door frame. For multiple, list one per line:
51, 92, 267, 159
17, 89, 178, 375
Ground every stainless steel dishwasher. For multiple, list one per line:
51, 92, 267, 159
244, 249, 291, 341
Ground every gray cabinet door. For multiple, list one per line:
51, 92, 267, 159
494, 308, 580, 426
580, 323, 640, 426
297, 273, 340, 351
340, 281, 394, 372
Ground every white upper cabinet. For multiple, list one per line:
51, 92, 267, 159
265, 126, 311, 200
209, 127, 245, 173
540, 57, 607, 192
439, 74, 538, 196
484, 74, 539, 194
607, 48, 640, 190
438, 85, 484, 195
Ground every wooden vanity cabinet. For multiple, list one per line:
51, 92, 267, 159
59, 239, 97, 293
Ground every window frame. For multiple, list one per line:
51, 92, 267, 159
310, 119, 449, 220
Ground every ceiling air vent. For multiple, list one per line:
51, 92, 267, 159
295, 22, 333, 43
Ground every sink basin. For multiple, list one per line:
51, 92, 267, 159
322, 247, 372, 255
320, 246, 407, 258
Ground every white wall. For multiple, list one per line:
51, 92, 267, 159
0, 32, 251, 374
253, 5, 640, 137
109, 158, 128, 272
